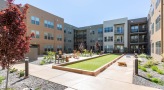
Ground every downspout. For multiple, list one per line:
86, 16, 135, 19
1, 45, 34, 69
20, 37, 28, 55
161, 0, 163, 54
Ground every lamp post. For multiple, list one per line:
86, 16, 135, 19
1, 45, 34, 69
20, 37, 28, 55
25, 57, 29, 78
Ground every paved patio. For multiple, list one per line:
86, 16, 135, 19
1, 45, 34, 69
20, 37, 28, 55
13, 54, 160, 90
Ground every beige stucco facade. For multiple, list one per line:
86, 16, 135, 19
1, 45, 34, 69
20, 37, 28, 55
149, 0, 163, 60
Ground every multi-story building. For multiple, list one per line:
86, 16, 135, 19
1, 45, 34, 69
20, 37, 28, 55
3, 0, 163, 61
148, 0, 163, 60
78, 24, 103, 51
64, 23, 77, 53
26, 5, 64, 54
74, 29, 87, 50
0, 0, 7, 9
103, 18, 128, 53
128, 18, 148, 54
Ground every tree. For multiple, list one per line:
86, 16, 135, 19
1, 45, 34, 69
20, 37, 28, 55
95, 41, 101, 54
79, 43, 84, 52
0, 0, 32, 89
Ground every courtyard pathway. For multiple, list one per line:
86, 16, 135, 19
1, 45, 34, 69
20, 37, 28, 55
14, 54, 160, 90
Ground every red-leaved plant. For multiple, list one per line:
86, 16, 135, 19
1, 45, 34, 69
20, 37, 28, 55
0, 0, 33, 89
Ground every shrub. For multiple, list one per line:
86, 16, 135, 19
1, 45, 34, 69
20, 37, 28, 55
40, 60, 46, 65
143, 60, 159, 68
43, 51, 55, 63
151, 78, 161, 83
139, 65, 147, 72
139, 53, 147, 58
0, 76, 5, 84
9, 68, 18, 73
157, 69, 164, 75
151, 66, 159, 71
146, 56, 153, 60
19, 70, 25, 77
146, 73, 153, 78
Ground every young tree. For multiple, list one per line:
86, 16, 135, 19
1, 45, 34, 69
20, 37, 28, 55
0, 0, 32, 89
95, 41, 101, 54
79, 43, 84, 52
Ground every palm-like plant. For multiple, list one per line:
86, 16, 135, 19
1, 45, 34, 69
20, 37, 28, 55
43, 51, 56, 63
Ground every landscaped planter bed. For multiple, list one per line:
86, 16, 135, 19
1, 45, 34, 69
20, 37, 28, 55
133, 55, 164, 90
0, 68, 67, 90
52, 54, 124, 76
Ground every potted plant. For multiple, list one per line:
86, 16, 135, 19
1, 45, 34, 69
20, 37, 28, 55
66, 56, 69, 62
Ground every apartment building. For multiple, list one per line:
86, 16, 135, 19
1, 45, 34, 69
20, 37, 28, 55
3, 0, 163, 60
79, 24, 103, 51
128, 18, 148, 54
0, 0, 7, 9
74, 29, 87, 50
103, 18, 128, 53
64, 23, 77, 53
148, 0, 163, 60
25, 4, 64, 54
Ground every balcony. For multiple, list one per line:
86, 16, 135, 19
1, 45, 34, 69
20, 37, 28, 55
130, 40, 139, 43
139, 39, 147, 43
115, 30, 124, 34
115, 40, 124, 44
131, 29, 147, 34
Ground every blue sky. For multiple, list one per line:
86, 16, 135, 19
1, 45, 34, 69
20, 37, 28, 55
14, 0, 150, 27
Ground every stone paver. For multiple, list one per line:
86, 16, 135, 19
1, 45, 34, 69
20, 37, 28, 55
13, 54, 160, 90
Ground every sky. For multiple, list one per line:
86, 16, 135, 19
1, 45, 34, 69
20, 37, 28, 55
14, 0, 151, 27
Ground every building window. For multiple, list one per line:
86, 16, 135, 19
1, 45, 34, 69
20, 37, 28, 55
104, 45, 113, 53
35, 31, 40, 38
130, 35, 138, 43
156, 15, 161, 31
64, 28, 66, 33
131, 26, 138, 33
31, 16, 40, 25
98, 28, 103, 34
68, 38, 72, 42
90, 39, 95, 43
156, 41, 161, 55
57, 35, 62, 41
104, 27, 113, 33
151, 23, 154, 34
31, 30, 39, 38
98, 37, 103, 42
44, 33, 54, 40
104, 37, 107, 42
108, 36, 113, 42
152, 8, 154, 17
152, 43, 154, 53
44, 45, 54, 52
57, 24, 62, 30
156, 0, 160, 9
68, 29, 72, 34
116, 27, 124, 34
57, 45, 62, 51
90, 30, 95, 35
44, 20, 54, 29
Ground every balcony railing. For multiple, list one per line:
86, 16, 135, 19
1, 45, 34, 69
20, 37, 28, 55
115, 40, 124, 44
130, 40, 138, 43
115, 30, 124, 34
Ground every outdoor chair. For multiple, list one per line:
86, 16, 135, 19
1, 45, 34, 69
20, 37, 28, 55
55, 55, 65, 64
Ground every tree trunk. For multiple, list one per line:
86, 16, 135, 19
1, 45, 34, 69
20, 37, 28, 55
5, 66, 9, 90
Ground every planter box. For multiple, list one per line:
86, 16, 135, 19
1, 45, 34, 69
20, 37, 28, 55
52, 54, 124, 76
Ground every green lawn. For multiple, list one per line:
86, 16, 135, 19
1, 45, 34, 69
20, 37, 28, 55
65, 54, 121, 71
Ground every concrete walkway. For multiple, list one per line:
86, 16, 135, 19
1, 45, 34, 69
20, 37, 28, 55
14, 54, 160, 90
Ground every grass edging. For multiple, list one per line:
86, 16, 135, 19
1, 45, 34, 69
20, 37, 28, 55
52, 54, 124, 76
